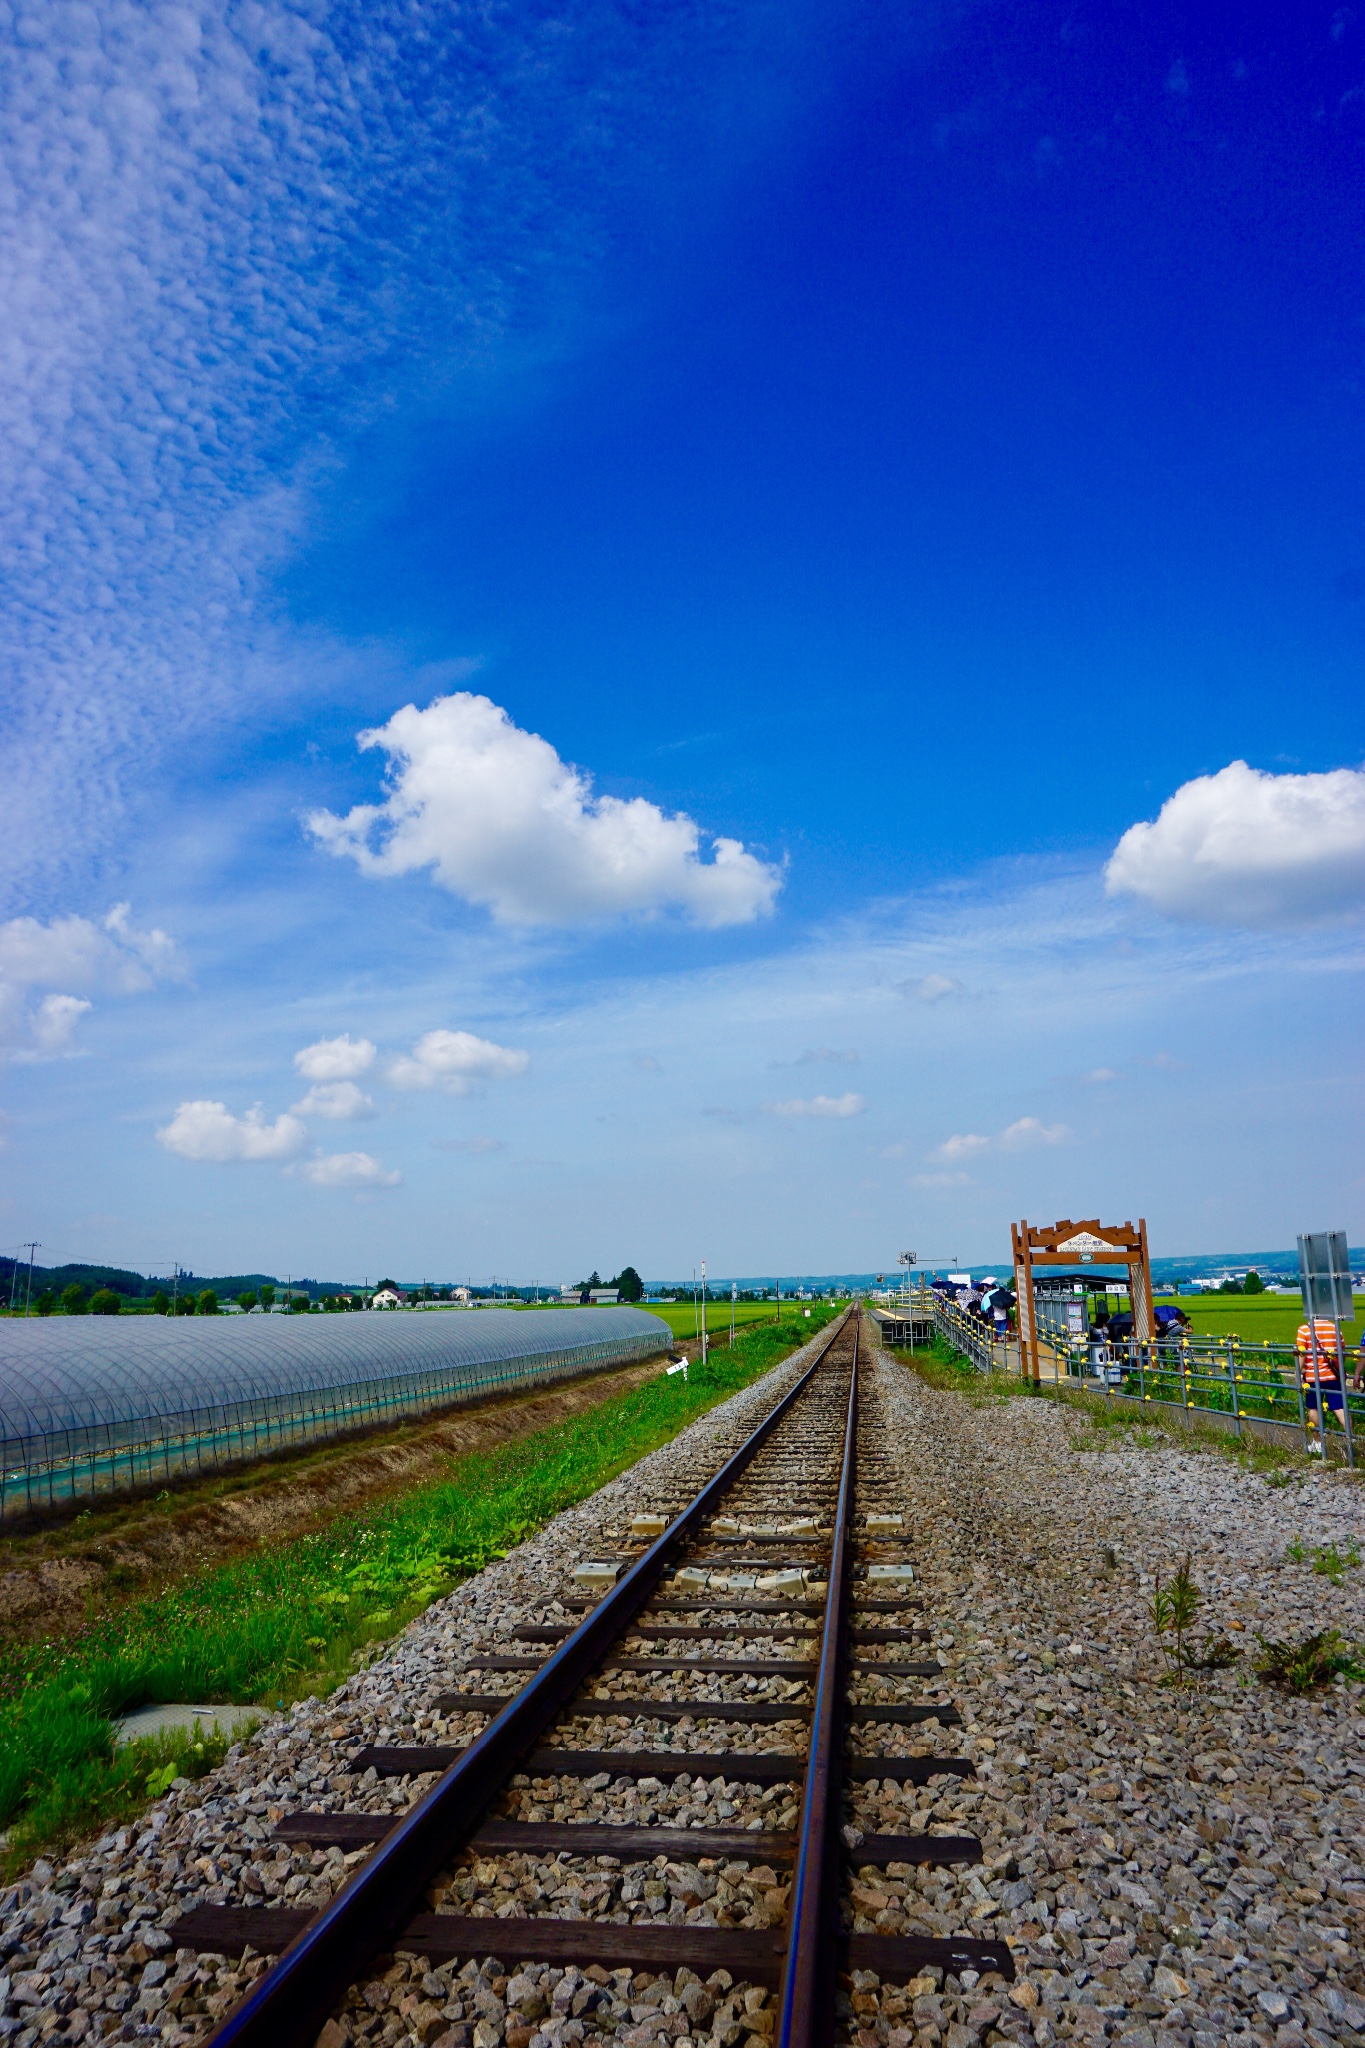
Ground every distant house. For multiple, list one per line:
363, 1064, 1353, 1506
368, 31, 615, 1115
451, 1286, 472, 1304
372, 1288, 404, 1309
589, 1288, 620, 1305
560, 1286, 581, 1302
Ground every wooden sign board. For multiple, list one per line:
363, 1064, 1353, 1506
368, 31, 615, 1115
1010, 1217, 1154, 1382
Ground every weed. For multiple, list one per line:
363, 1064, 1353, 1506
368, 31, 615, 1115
1253, 1628, 1365, 1694
1286, 1539, 1307, 1564
1312, 1541, 1362, 1583
1151, 1554, 1241, 1684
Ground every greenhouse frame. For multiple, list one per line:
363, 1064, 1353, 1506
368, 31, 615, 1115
0, 1306, 671, 1517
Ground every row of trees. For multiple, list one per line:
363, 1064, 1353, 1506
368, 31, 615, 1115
33, 1282, 124, 1316
573, 1267, 644, 1301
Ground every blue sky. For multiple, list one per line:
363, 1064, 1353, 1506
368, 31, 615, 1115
3, 0, 1363, 1283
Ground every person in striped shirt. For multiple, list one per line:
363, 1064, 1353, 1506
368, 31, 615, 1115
1297, 1319, 1342, 1454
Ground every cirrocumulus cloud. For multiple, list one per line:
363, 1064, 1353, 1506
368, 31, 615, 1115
308, 693, 783, 928
1105, 761, 1365, 926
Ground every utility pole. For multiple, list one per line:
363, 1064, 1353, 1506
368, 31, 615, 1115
22, 1242, 39, 1315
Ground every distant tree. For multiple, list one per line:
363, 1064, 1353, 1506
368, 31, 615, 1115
1219, 1277, 1243, 1294
1243, 1270, 1265, 1295
258, 1284, 276, 1309
374, 1279, 398, 1295
36, 1289, 57, 1316
613, 1266, 644, 1302
175, 1292, 196, 1315
90, 1288, 121, 1315
289, 1293, 311, 1313
152, 1290, 170, 1316
197, 1289, 219, 1315
237, 1290, 258, 1312
61, 1282, 88, 1315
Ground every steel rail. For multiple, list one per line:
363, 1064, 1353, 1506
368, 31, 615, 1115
205, 1310, 856, 2048
777, 1316, 858, 2048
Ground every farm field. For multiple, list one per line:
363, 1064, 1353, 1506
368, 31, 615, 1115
643, 1299, 829, 1340
1162, 1293, 1363, 1345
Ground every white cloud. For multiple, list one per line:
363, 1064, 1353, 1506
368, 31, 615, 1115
388, 1028, 530, 1094
294, 1035, 377, 1082
294, 1151, 402, 1189
935, 1131, 991, 1160
933, 1117, 1067, 1162
157, 1100, 308, 1163
999, 1116, 1069, 1150
766, 1093, 865, 1118
290, 1081, 377, 1121
904, 974, 961, 1003
1086, 1067, 1117, 1083
1105, 761, 1365, 925
0, 906, 174, 995
28, 995, 93, 1055
308, 692, 783, 928
0, 904, 176, 1059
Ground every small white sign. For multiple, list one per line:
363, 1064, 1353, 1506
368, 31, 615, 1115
1055, 1231, 1121, 1254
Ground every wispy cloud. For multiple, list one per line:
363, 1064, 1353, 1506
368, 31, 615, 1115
309, 693, 783, 928
931, 1116, 1068, 1162
765, 1092, 865, 1118
903, 973, 962, 1003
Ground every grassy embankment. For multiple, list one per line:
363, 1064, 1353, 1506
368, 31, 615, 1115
0, 1307, 834, 1874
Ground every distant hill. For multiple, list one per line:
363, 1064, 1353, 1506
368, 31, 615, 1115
0, 1257, 150, 1301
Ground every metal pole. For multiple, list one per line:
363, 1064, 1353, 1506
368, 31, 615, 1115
1227, 1337, 1241, 1439
700, 1260, 708, 1367
23, 1241, 38, 1314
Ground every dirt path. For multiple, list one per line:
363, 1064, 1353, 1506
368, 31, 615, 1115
0, 1356, 666, 1647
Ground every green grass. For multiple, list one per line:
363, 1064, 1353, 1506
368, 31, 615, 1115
0, 1307, 833, 1872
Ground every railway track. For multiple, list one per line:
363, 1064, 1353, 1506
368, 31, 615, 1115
171, 1310, 1014, 2048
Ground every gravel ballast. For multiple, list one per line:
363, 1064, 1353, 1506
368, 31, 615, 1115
3, 1330, 1364, 2048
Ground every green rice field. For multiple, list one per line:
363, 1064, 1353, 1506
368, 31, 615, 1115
643, 1299, 830, 1341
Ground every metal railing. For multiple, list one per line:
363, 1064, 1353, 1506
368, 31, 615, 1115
909, 1288, 1361, 1463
